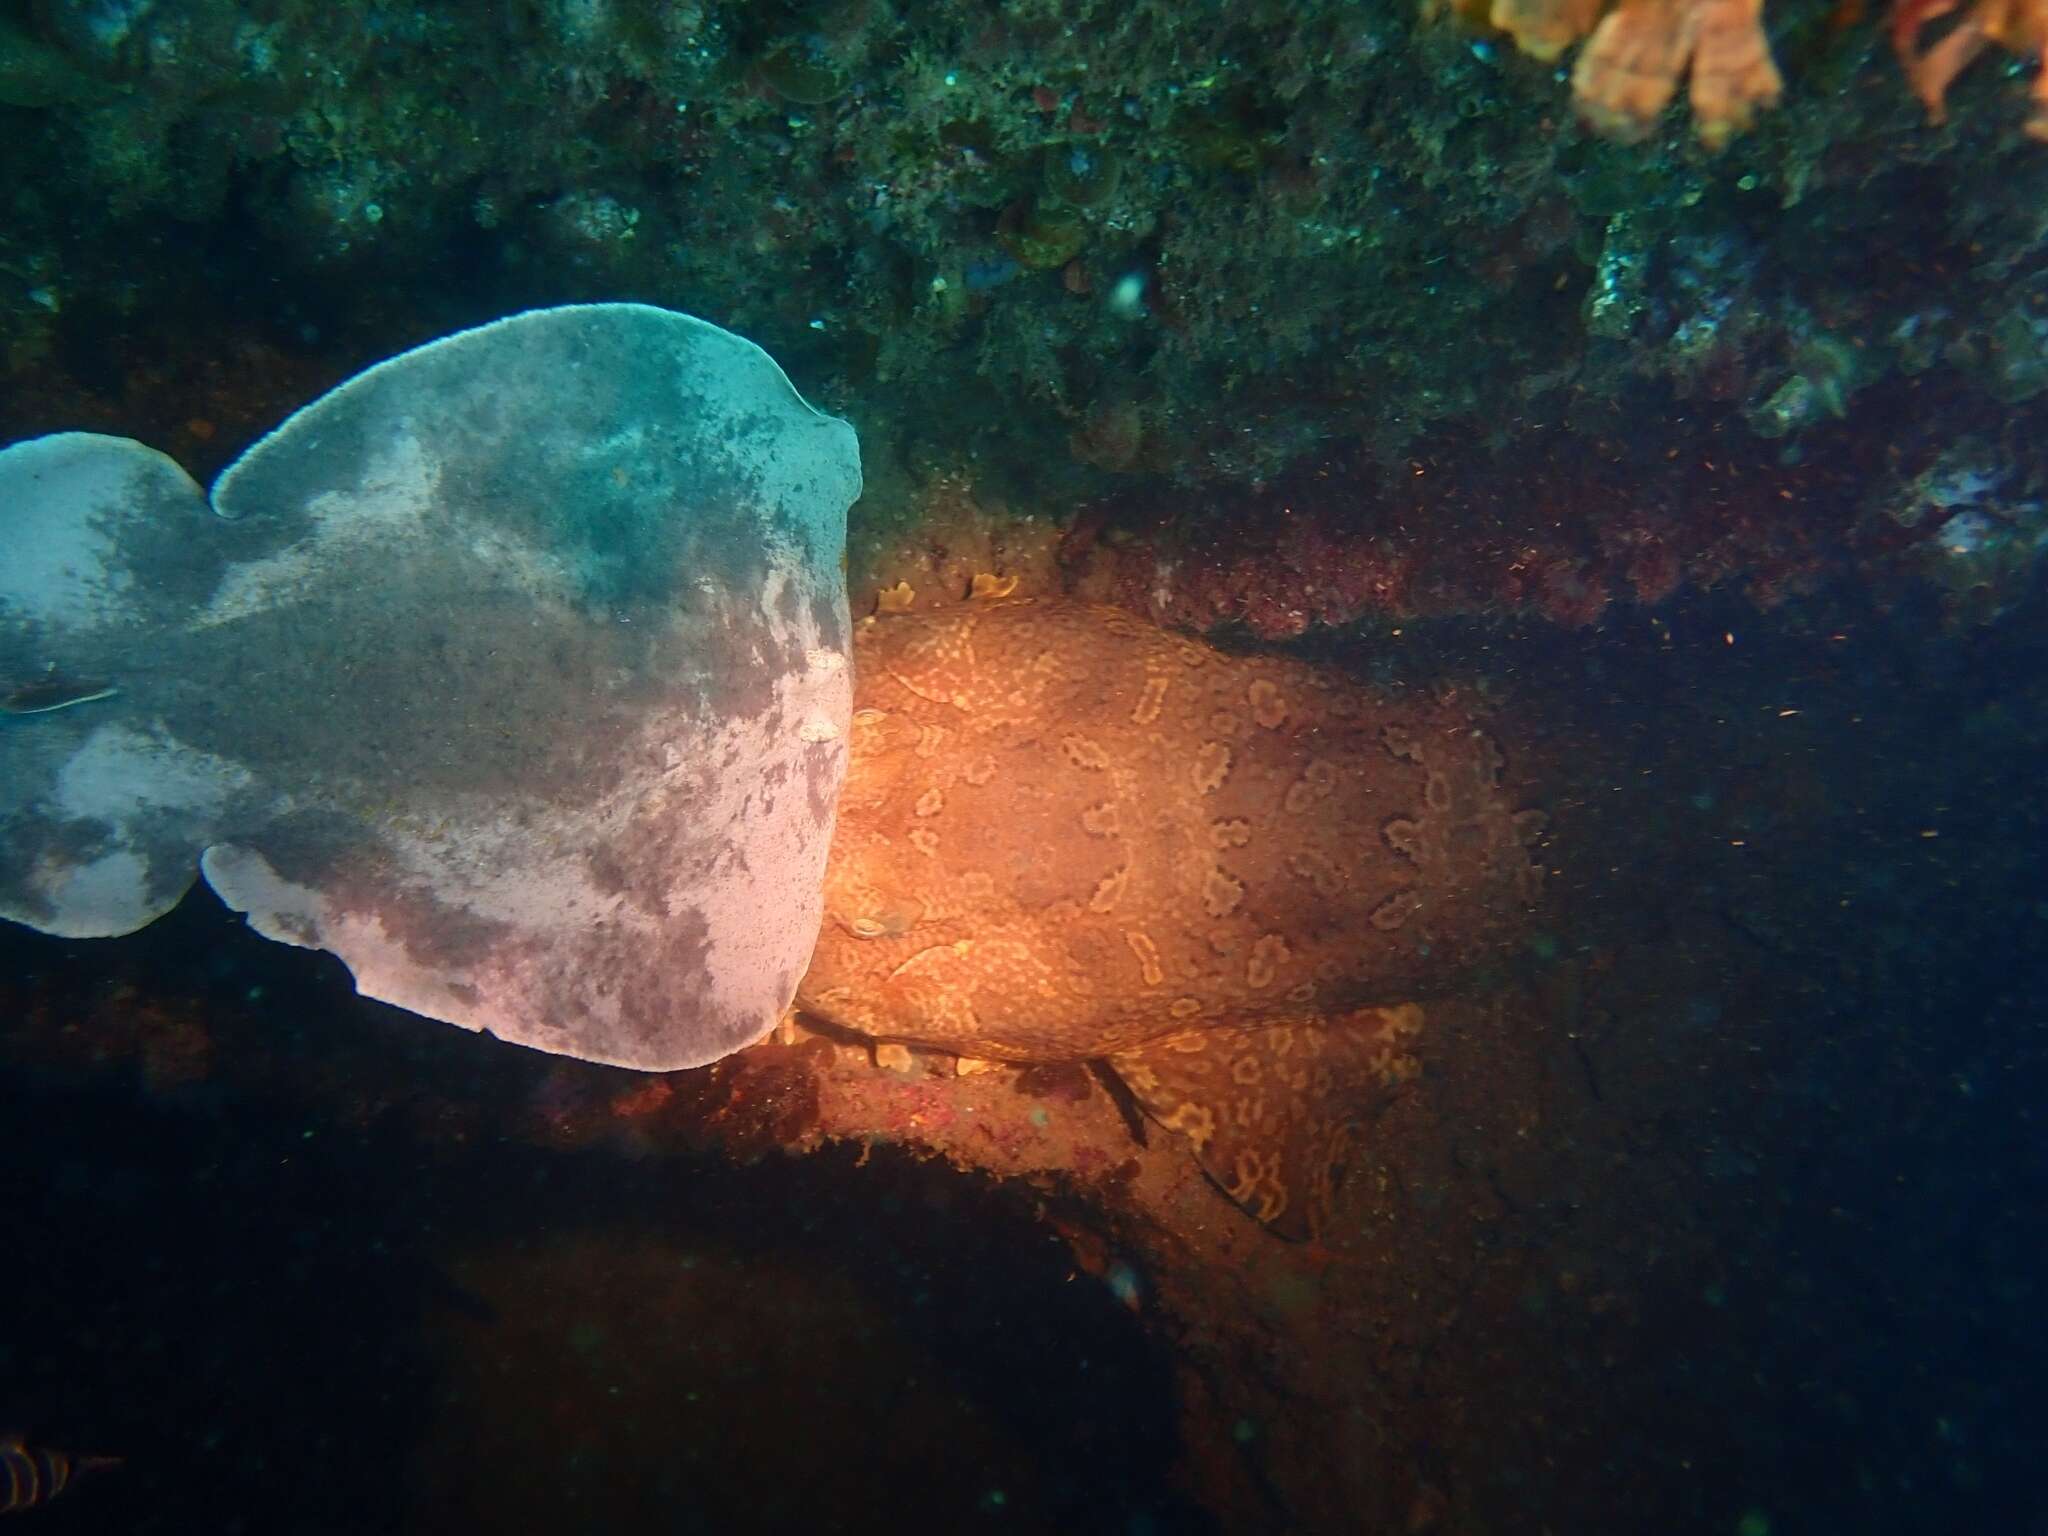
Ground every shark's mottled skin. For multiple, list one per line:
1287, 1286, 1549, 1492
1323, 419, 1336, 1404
798, 597, 1547, 1236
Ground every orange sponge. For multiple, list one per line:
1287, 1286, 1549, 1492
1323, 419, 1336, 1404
1572, 0, 1784, 147
1894, 0, 2048, 139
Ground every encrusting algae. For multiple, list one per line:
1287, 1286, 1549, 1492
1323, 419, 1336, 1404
1444, 0, 2048, 142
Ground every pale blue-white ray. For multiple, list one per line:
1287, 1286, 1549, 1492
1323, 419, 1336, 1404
0, 303, 860, 1070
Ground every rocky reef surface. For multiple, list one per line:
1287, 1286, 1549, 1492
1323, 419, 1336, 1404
2, 0, 2044, 632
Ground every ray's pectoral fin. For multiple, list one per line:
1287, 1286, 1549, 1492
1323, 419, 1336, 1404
0, 305, 862, 1072
1109, 1004, 1424, 1242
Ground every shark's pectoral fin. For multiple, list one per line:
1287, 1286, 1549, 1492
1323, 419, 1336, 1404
1109, 1004, 1424, 1241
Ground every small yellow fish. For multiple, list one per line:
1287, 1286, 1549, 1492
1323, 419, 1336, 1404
0, 677, 118, 716
0, 1436, 120, 1513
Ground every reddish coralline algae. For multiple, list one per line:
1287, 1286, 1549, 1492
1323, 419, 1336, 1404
1060, 430, 1922, 635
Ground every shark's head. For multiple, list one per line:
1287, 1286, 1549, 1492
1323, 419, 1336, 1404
0, 305, 861, 1070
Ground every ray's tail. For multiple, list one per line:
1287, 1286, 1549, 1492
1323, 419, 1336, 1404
1, 1438, 120, 1515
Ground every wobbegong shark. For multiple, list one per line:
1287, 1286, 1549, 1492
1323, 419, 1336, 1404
0, 304, 1546, 1237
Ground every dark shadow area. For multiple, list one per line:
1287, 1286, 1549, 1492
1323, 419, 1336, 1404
0, 905, 1205, 1535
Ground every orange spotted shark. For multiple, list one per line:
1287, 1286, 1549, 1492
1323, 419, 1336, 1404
800, 593, 1544, 1236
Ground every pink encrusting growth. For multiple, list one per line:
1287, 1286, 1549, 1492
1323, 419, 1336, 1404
1060, 439, 1862, 638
